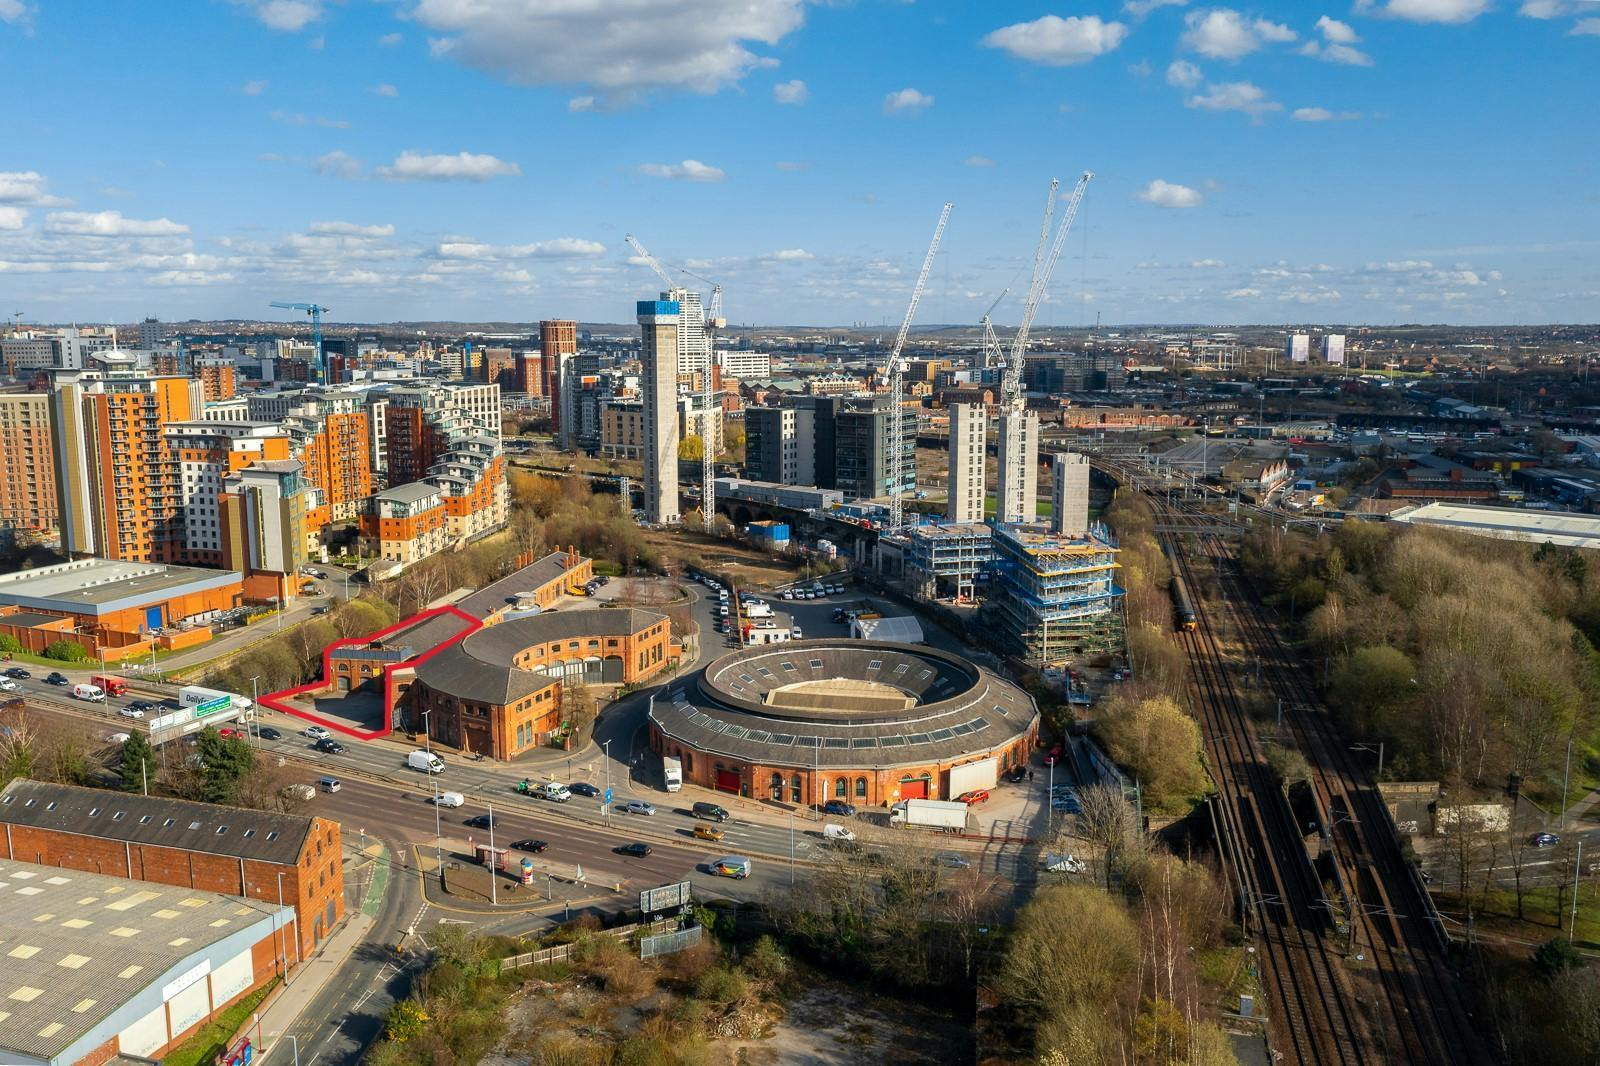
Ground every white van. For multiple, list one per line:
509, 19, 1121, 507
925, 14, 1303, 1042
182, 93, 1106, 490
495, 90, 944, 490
72, 683, 105, 702
407, 749, 445, 774
822, 823, 856, 842
433, 791, 465, 808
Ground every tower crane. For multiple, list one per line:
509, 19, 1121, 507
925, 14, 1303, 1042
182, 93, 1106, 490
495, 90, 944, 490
269, 300, 329, 384
624, 234, 677, 291
881, 201, 954, 530
979, 289, 1008, 371
1002, 171, 1090, 407
682, 268, 725, 534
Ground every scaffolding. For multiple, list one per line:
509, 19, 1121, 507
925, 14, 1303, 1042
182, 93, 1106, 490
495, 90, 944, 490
904, 522, 995, 602
988, 521, 1123, 665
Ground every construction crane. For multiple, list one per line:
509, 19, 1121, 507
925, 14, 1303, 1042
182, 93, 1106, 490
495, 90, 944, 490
882, 201, 954, 530
979, 289, 1008, 371
681, 273, 725, 534
624, 234, 676, 291
1002, 171, 1091, 407
269, 300, 329, 384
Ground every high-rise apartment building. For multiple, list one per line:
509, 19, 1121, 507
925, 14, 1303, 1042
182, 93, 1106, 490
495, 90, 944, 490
0, 393, 58, 532
947, 403, 987, 524
194, 358, 237, 402
283, 397, 373, 523
1323, 334, 1346, 365
540, 319, 576, 411
661, 289, 709, 375
51, 369, 201, 561
1049, 451, 1089, 537
744, 396, 912, 501
638, 300, 681, 524
482, 347, 515, 388
1, 336, 57, 373
518, 350, 544, 396
138, 317, 164, 350
220, 460, 312, 604
745, 405, 815, 486
995, 410, 1039, 524
165, 421, 292, 568
1287, 333, 1310, 363
718, 350, 771, 380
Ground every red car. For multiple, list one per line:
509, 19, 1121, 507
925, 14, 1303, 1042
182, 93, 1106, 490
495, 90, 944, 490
956, 789, 991, 806
218, 727, 242, 739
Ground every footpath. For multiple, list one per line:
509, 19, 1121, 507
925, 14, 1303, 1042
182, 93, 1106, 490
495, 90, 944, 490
252, 911, 376, 1064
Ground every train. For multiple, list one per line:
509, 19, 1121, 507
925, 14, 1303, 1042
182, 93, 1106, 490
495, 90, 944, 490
1171, 573, 1198, 632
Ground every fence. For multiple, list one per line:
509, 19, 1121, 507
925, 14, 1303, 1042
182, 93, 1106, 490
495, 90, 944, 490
640, 925, 703, 959
499, 919, 678, 975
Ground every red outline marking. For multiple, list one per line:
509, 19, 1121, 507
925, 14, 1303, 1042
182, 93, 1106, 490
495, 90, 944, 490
259, 605, 482, 739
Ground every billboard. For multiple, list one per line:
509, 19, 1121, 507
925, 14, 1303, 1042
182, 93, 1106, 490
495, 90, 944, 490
639, 881, 692, 914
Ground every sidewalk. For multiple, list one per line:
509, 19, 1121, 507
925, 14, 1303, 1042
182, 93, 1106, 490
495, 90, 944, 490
254, 911, 376, 1064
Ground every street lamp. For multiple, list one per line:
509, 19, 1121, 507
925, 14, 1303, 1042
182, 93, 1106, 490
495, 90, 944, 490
602, 739, 611, 825
275, 871, 293, 985
422, 709, 440, 863
248, 676, 260, 750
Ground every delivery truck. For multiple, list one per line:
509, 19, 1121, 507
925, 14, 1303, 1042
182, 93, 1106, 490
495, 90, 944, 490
179, 685, 252, 715
889, 798, 971, 831
662, 756, 683, 792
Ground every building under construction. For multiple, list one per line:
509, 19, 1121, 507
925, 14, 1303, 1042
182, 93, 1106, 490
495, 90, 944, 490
904, 522, 995, 602
987, 520, 1121, 665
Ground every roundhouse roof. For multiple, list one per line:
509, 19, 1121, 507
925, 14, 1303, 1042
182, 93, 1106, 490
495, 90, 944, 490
651, 639, 1036, 770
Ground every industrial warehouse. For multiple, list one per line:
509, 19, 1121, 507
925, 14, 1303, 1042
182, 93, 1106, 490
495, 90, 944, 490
647, 639, 1038, 806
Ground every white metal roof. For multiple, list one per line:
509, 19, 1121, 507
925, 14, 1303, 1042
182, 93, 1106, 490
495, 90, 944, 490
1389, 503, 1600, 549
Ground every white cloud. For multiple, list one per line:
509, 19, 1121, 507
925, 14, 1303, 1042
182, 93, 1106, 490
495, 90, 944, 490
372, 83, 399, 97
409, 0, 805, 102
982, 15, 1129, 65
1369, 0, 1490, 22
1292, 106, 1362, 120
1128, 59, 1154, 76
269, 109, 350, 129
1124, 0, 1189, 15
528, 238, 607, 258
1181, 9, 1296, 59
883, 87, 933, 115
773, 79, 808, 104
246, 0, 322, 32
1227, 287, 1262, 298
242, 79, 268, 96
1316, 14, 1360, 41
568, 96, 598, 112
1189, 258, 1225, 268
1366, 259, 1434, 272
435, 237, 606, 260
377, 150, 522, 182
0, 206, 26, 229
309, 221, 395, 237
1573, 17, 1600, 34
774, 161, 811, 172
313, 151, 361, 179
1520, 0, 1585, 15
150, 270, 234, 287
0, 0, 30, 27
1186, 81, 1282, 120
0, 171, 66, 206
964, 155, 995, 167
45, 210, 189, 236
1139, 179, 1204, 208
638, 159, 726, 182
766, 248, 814, 261
378, 31, 403, 45
1166, 59, 1204, 87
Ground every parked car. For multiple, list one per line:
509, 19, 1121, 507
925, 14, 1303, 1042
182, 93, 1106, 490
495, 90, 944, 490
623, 799, 656, 816
1004, 765, 1029, 783
822, 800, 857, 817
932, 852, 972, 870
1533, 832, 1561, 848
45, 672, 70, 686
510, 838, 549, 853
615, 842, 653, 857
569, 782, 601, 798
955, 789, 991, 806
3, 667, 29, 679
313, 737, 345, 754
302, 725, 332, 740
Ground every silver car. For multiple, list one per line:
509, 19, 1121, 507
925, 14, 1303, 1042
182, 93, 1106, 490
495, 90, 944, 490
622, 799, 656, 816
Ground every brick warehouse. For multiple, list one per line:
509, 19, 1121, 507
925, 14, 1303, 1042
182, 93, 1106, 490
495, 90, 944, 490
0, 780, 344, 963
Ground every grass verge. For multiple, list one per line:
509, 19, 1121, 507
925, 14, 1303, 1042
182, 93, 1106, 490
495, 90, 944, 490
160, 979, 278, 1066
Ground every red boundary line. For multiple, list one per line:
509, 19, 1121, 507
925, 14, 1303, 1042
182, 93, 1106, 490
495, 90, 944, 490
258, 605, 483, 740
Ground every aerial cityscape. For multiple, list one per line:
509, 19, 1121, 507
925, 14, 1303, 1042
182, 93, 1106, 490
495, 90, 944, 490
0, 3, 1596, 1066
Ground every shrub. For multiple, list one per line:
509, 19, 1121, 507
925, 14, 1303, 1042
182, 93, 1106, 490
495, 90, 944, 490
742, 936, 790, 983
694, 966, 747, 1010
0, 635, 21, 654
383, 1001, 428, 1042
1533, 936, 1583, 977
42, 640, 90, 662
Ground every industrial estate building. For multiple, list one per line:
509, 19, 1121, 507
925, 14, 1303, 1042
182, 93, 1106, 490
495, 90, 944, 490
647, 640, 1038, 806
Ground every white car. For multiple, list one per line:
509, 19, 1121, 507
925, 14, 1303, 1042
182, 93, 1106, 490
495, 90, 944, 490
1040, 852, 1087, 874
0, 679, 17, 692
302, 725, 332, 740
791, 627, 803, 639
107, 732, 131, 745
117, 706, 145, 719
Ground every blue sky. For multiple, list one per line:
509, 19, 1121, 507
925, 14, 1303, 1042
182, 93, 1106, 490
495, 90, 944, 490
0, 0, 1594, 328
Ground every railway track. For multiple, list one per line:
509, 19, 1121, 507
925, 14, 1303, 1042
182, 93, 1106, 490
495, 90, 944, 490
1159, 502, 1492, 1064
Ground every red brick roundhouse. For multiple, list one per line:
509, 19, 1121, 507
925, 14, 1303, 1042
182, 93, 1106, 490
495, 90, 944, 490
648, 640, 1039, 806
0, 780, 343, 962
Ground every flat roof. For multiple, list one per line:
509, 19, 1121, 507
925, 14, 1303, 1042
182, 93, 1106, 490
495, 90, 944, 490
455, 551, 584, 618
1389, 503, 1600, 549
0, 859, 284, 1064
0, 559, 242, 617
372, 482, 442, 504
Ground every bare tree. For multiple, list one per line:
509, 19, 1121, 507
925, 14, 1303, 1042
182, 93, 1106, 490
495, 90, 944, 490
1076, 780, 1147, 891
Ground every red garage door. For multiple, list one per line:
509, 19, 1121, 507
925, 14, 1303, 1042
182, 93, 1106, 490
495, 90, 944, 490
900, 778, 928, 800
715, 769, 741, 794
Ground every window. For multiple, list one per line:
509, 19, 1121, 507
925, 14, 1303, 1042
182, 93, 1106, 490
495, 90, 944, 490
216, 826, 228, 835
855, 777, 867, 798
834, 778, 848, 798
770, 772, 784, 800
791, 774, 803, 803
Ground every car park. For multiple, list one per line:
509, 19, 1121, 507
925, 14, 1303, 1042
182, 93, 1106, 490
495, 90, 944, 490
510, 838, 549, 853
932, 852, 972, 870
615, 842, 652, 857
623, 799, 656, 816
117, 705, 145, 719
314, 737, 345, 754
303, 725, 332, 740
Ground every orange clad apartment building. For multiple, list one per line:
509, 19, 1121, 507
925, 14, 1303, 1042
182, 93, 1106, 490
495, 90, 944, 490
288, 405, 373, 523
0, 392, 58, 532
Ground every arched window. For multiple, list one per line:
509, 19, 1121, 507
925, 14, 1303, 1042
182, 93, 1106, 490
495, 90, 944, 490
855, 777, 867, 798
682, 750, 693, 774
790, 774, 802, 803
834, 778, 848, 799
770, 772, 784, 800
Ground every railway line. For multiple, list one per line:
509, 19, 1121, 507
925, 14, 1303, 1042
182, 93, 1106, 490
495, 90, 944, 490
1155, 500, 1492, 1064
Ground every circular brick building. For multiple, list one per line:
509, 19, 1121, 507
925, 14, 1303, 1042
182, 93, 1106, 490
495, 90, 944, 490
648, 639, 1038, 807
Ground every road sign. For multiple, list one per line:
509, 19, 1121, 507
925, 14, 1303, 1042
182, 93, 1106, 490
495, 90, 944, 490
604, 787, 613, 805
640, 881, 692, 914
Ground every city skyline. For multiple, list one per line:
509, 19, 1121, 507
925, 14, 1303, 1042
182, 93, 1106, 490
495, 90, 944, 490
0, 1, 1594, 326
